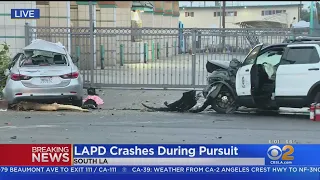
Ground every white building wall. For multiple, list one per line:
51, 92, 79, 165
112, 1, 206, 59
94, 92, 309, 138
0, 1, 37, 57
0, 1, 179, 62
179, 6, 300, 28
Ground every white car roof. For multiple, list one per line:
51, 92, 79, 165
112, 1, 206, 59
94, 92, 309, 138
23, 39, 67, 55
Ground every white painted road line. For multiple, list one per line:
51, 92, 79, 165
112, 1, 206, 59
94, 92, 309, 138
0, 125, 57, 131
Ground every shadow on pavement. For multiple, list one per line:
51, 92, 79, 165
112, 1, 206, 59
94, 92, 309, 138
184, 107, 310, 121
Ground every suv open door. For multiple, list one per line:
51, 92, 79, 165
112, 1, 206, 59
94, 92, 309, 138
236, 44, 263, 97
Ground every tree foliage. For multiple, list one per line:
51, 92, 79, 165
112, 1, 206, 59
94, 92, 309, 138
301, 9, 310, 22
0, 42, 11, 94
301, 4, 320, 22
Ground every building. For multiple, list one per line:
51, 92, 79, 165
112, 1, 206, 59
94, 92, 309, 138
0, 1, 180, 60
179, 4, 303, 28
35, 1, 179, 28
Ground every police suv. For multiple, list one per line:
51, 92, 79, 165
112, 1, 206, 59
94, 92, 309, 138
235, 36, 320, 109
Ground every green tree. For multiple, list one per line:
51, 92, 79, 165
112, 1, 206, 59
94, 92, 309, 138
301, 9, 310, 22
301, 3, 320, 22
0, 43, 11, 93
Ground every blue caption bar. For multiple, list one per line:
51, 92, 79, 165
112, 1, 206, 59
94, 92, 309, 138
11, 9, 40, 19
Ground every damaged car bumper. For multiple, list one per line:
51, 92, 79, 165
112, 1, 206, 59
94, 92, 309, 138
3, 80, 83, 104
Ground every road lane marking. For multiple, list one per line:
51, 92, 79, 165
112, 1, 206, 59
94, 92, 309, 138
0, 125, 57, 131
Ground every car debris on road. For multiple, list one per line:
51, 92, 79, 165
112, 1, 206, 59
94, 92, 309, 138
11, 101, 89, 112
0, 99, 8, 111
141, 90, 200, 112
82, 87, 104, 110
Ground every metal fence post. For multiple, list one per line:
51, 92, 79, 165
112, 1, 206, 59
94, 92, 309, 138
191, 29, 196, 86
24, 22, 30, 46
89, 1, 94, 87
143, 43, 148, 63
184, 34, 187, 53
151, 41, 155, 61
76, 46, 81, 67
156, 42, 160, 59
166, 41, 169, 57
174, 41, 177, 56
120, 44, 124, 66
100, 45, 104, 69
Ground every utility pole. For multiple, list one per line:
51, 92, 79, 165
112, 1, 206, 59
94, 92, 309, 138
219, 1, 222, 28
310, 1, 314, 35
222, 1, 226, 28
89, 1, 94, 87
221, 1, 226, 47
298, 1, 301, 21
300, 1, 302, 20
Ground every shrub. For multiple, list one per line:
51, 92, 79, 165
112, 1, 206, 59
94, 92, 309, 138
0, 42, 11, 95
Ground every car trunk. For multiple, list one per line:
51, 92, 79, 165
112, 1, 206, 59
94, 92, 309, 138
19, 66, 72, 88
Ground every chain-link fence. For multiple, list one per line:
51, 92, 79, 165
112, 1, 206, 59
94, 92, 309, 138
24, 24, 309, 89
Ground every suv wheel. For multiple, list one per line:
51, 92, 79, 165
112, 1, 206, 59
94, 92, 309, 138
211, 86, 237, 114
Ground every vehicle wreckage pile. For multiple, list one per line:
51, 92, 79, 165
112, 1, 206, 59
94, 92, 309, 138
141, 59, 240, 114
142, 38, 320, 113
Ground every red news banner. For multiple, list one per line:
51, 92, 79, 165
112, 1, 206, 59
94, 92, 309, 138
0, 144, 72, 166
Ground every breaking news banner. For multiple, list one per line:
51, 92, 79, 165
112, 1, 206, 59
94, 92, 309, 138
0, 144, 320, 180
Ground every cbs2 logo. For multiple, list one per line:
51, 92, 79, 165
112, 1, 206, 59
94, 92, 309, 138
267, 145, 294, 161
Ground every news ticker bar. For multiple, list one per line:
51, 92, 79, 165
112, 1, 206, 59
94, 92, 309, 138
73, 158, 265, 166
1, 166, 320, 174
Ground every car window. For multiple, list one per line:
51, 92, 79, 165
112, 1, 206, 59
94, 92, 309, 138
242, 45, 262, 66
282, 47, 320, 65
309, 48, 320, 63
20, 50, 68, 66
256, 49, 283, 66
9, 53, 23, 69
12, 53, 22, 61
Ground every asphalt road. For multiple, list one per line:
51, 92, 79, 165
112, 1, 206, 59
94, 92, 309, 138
0, 109, 318, 144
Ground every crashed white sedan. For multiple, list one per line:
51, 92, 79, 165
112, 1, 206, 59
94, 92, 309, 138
2, 39, 84, 106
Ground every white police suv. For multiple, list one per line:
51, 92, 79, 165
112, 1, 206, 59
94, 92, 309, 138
235, 36, 320, 110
